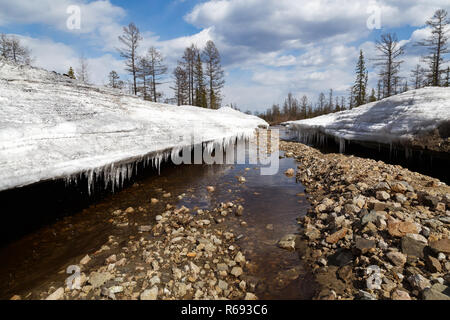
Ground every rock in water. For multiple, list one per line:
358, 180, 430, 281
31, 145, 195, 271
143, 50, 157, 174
278, 234, 298, 251
284, 168, 295, 177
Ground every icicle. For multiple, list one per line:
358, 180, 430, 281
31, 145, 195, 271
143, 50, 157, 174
339, 138, 345, 153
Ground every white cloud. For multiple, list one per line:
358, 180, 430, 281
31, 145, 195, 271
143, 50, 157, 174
0, 0, 126, 34
2, 0, 450, 112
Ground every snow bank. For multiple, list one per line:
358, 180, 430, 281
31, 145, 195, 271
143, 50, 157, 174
0, 60, 267, 192
285, 87, 450, 151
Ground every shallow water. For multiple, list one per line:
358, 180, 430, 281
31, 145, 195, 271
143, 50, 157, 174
0, 138, 315, 300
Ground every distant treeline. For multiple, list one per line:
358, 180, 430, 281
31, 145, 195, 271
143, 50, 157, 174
255, 9, 450, 125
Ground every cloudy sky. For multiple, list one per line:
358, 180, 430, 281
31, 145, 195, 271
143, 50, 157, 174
0, 0, 449, 112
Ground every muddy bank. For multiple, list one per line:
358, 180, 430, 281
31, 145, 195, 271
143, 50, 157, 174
280, 140, 450, 300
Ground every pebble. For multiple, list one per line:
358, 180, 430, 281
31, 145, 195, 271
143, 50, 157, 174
231, 267, 243, 277
80, 254, 91, 265
386, 251, 407, 267
391, 290, 411, 300
45, 287, 64, 300
140, 287, 158, 300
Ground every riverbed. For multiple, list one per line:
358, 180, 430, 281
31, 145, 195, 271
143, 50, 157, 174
0, 136, 316, 300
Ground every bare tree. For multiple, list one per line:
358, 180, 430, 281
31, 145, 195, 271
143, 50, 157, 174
416, 9, 449, 86
445, 66, 450, 86
77, 54, 90, 84
410, 64, 427, 89
146, 47, 168, 102
373, 33, 404, 98
300, 95, 308, 119
202, 40, 225, 109
0, 34, 31, 64
117, 23, 142, 95
108, 71, 123, 89
136, 56, 151, 100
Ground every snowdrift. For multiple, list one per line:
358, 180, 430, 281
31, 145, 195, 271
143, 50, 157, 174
0, 60, 267, 192
285, 87, 450, 152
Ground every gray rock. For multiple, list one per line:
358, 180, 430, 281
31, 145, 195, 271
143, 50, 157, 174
361, 211, 379, 225
138, 225, 152, 232
407, 274, 431, 291
401, 234, 427, 258
88, 272, 113, 288
438, 216, 450, 224
374, 182, 390, 191
422, 283, 450, 300
376, 191, 390, 201
358, 290, 376, 300
217, 263, 229, 271
355, 237, 376, 254
218, 280, 228, 290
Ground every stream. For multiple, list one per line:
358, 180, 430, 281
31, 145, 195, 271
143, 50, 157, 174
0, 131, 316, 300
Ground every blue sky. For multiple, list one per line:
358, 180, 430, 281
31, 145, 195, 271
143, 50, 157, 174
0, 0, 449, 113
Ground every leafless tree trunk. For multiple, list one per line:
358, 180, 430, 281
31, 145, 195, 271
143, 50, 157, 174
117, 23, 142, 95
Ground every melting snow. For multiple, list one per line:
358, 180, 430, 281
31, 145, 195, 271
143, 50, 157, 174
0, 60, 267, 192
285, 87, 450, 151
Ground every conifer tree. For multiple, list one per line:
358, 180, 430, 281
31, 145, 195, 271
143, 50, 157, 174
352, 50, 368, 107
194, 53, 207, 108
181, 44, 198, 105
368, 88, 377, 102
172, 63, 189, 106
416, 9, 449, 86
67, 67, 76, 79
202, 40, 225, 109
